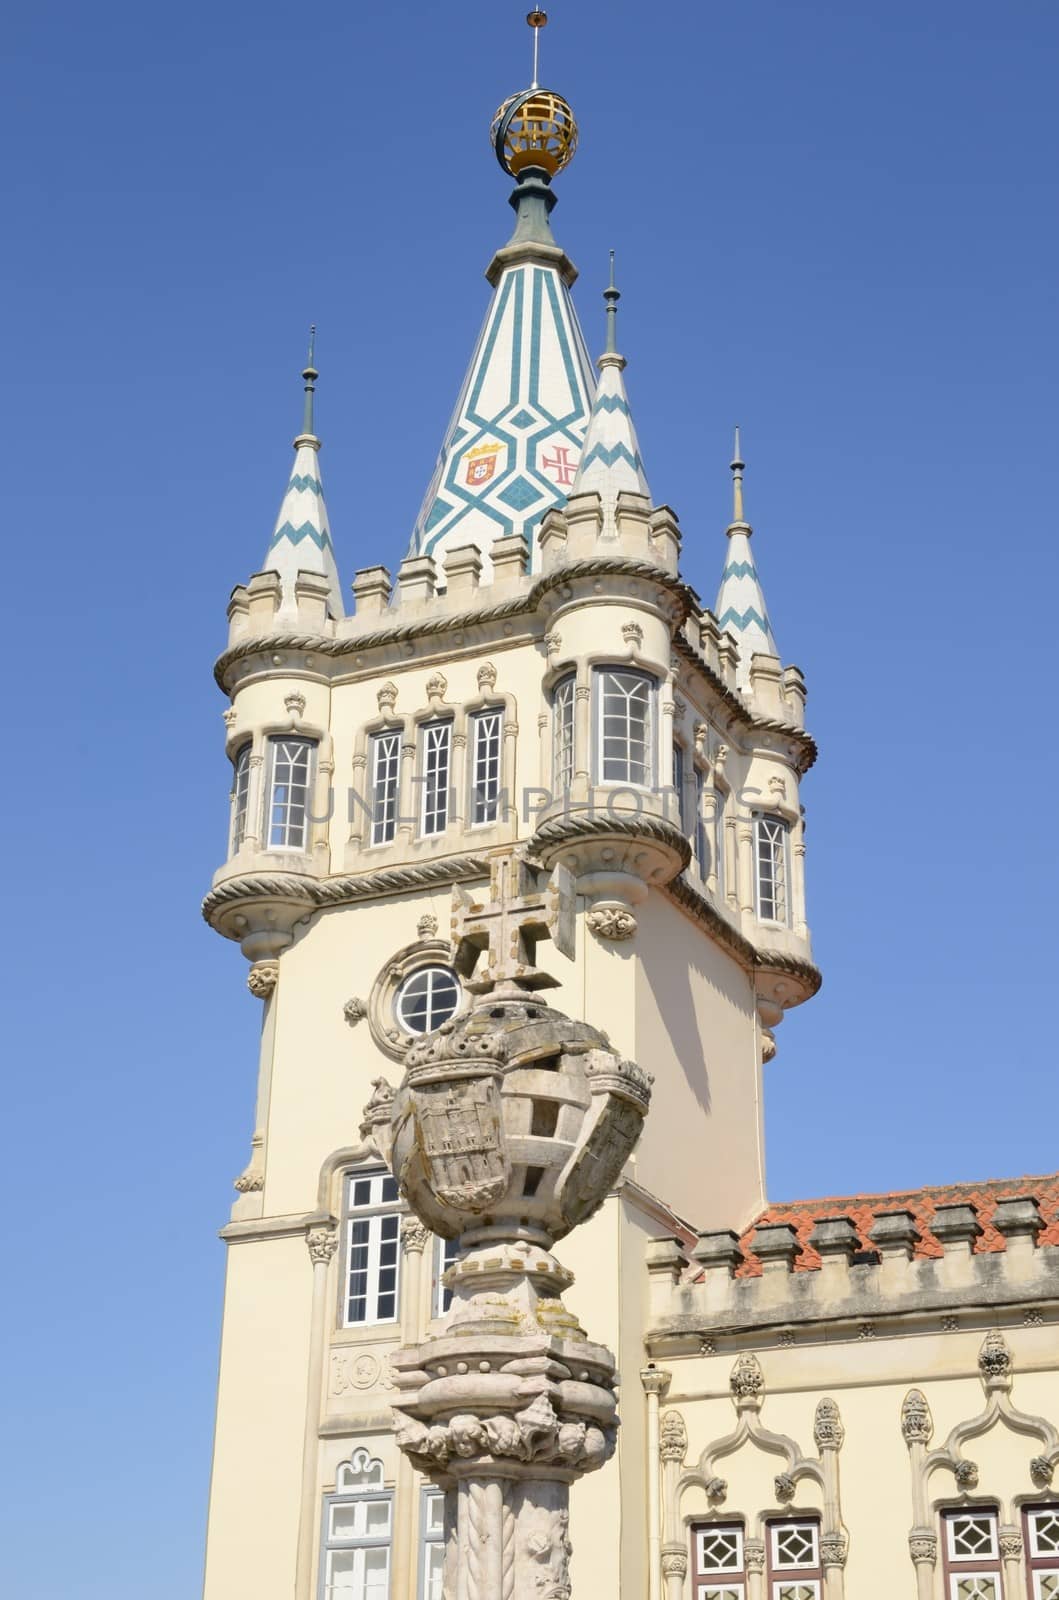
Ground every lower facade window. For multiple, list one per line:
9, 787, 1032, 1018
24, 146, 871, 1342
321, 1450, 392, 1600
470, 709, 503, 825
754, 812, 790, 924
767, 1519, 822, 1599
420, 720, 452, 836
419, 1488, 446, 1600
1026, 1505, 1059, 1597
268, 735, 315, 850
692, 1521, 746, 1597
433, 1233, 460, 1318
942, 1508, 1002, 1599
343, 1171, 401, 1327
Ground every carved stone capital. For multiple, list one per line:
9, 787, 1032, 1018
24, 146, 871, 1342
908, 1532, 937, 1566
820, 1533, 848, 1568
660, 1548, 687, 1580
998, 1530, 1023, 1560
401, 1216, 431, 1254
306, 1223, 338, 1265
744, 1538, 766, 1572
247, 960, 279, 999
640, 1365, 671, 1399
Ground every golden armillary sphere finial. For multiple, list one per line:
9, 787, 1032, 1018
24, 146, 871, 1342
490, 9, 578, 179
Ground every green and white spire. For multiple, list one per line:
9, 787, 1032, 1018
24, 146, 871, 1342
264, 331, 344, 618
408, 75, 594, 580
714, 431, 778, 684
568, 252, 651, 531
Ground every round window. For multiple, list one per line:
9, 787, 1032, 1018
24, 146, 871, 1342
394, 966, 461, 1035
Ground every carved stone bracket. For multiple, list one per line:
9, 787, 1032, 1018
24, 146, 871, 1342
344, 996, 367, 1026
587, 903, 637, 941
247, 960, 279, 999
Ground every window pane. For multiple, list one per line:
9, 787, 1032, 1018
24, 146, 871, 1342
370, 732, 400, 846
596, 669, 654, 786
755, 813, 789, 923
772, 1523, 817, 1569
698, 1526, 743, 1572
325, 1550, 359, 1595
553, 677, 575, 793
948, 1514, 998, 1560
1030, 1511, 1059, 1558
395, 967, 460, 1035
425, 1543, 446, 1600
420, 722, 452, 835
953, 1580, 999, 1600
268, 737, 314, 849
471, 710, 503, 825
231, 744, 252, 851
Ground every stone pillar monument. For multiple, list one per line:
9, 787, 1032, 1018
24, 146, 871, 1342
362, 848, 653, 1599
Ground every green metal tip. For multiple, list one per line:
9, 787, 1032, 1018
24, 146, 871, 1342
603, 250, 620, 353
730, 426, 744, 471
301, 327, 318, 437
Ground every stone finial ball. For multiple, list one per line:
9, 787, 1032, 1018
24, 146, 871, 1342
491, 88, 578, 178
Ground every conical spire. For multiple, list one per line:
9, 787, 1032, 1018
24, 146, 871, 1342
568, 253, 651, 533
714, 430, 778, 683
264, 330, 344, 618
408, 41, 594, 581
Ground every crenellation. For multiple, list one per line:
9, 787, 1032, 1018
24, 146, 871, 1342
350, 564, 392, 617
612, 489, 652, 556
246, 569, 283, 625
780, 664, 806, 727
294, 569, 336, 630
746, 651, 786, 720
394, 552, 437, 607
490, 532, 529, 585
227, 584, 250, 643
648, 505, 681, 573
870, 1209, 921, 1261
441, 543, 483, 600
563, 488, 603, 555
538, 505, 568, 567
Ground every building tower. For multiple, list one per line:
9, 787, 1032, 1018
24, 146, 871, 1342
201, 37, 818, 1600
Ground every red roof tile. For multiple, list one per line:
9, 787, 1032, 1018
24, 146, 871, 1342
735, 1173, 1059, 1278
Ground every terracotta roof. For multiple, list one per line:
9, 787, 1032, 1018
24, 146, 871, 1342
736, 1173, 1059, 1278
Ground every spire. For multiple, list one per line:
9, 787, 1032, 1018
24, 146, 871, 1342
567, 253, 651, 534
264, 332, 344, 618
714, 431, 778, 684
407, 21, 593, 581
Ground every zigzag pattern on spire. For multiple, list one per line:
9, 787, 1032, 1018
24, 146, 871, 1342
286, 473, 323, 495
716, 604, 773, 634
578, 440, 645, 473
721, 559, 760, 581
591, 393, 631, 416
268, 520, 334, 553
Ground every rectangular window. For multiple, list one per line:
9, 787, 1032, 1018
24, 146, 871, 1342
694, 766, 708, 877
420, 721, 452, 837
673, 742, 686, 832
231, 743, 252, 853
267, 736, 315, 850
1027, 1505, 1059, 1598
369, 731, 401, 846
470, 709, 503, 826
419, 1489, 446, 1600
595, 668, 655, 786
553, 675, 575, 794
768, 1519, 822, 1600
433, 1234, 460, 1318
715, 788, 727, 899
691, 1521, 745, 1599
942, 1509, 1002, 1599
754, 813, 790, 924
322, 1463, 392, 1600
343, 1171, 401, 1327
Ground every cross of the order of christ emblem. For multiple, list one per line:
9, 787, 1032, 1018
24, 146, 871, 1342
450, 847, 575, 993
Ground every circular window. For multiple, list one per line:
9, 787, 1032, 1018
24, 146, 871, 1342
394, 966, 461, 1035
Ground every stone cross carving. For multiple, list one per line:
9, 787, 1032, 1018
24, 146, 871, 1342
451, 847, 575, 992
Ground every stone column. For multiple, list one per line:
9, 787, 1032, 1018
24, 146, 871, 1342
502, 717, 519, 826
999, 1528, 1023, 1597
907, 1532, 937, 1600
451, 731, 468, 831
791, 814, 808, 939
902, 1388, 936, 1600
391, 1220, 432, 1600
641, 1367, 671, 1600
744, 1537, 766, 1600
294, 1220, 338, 1600
347, 750, 368, 850
737, 820, 755, 915
244, 750, 265, 851
398, 739, 417, 841
310, 733, 334, 869
574, 680, 592, 793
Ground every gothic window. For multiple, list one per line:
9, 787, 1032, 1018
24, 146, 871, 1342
419, 720, 452, 836
1026, 1506, 1059, 1598
320, 1449, 392, 1600
691, 1521, 746, 1598
419, 1488, 446, 1600
267, 735, 315, 850
433, 1233, 460, 1317
470, 708, 503, 825
767, 1519, 822, 1599
941, 1509, 1002, 1599
754, 812, 790, 924
369, 731, 401, 846
552, 674, 575, 794
594, 668, 655, 786
231, 742, 251, 852
394, 966, 461, 1035
343, 1172, 401, 1327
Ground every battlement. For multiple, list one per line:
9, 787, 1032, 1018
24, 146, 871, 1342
645, 1195, 1059, 1348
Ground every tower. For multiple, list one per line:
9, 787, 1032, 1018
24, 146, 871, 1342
201, 30, 817, 1600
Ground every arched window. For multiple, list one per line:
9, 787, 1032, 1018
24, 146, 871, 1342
230, 743, 252, 853
321, 1449, 391, 1600
593, 667, 656, 786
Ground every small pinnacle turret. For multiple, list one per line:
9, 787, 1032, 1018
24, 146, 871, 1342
714, 429, 778, 684
568, 254, 651, 534
264, 331, 343, 619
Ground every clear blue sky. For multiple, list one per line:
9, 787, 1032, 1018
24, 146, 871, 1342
2, 2, 1057, 1594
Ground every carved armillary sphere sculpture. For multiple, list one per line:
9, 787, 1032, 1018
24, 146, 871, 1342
362, 845, 653, 1600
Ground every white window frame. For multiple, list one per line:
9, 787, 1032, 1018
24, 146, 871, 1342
692, 1521, 746, 1600
394, 966, 461, 1036
768, 1519, 822, 1600
754, 811, 790, 924
552, 675, 575, 794
418, 1487, 446, 1600
267, 735, 316, 851
343, 1171, 401, 1328
469, 708, 503, 826
369, 730, 401, 847
432, 1233, 460, 1318
231, 742, 252, 853
320, 1450, 392, 1600
942, 1508, 1002, 1600
593, 667, 656, 787
1027, 1506, 1059, 1561
673, 741, 686, 833
419, 720, 452, 837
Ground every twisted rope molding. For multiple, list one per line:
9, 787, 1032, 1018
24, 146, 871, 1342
671, 634, 817, 774
665, 872, 822, 996
215, 557, 690, 689
531, 811, 693, 873
201, 853, 493, 927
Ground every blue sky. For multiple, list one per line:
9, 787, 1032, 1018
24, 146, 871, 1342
2, 1, 1057, 1594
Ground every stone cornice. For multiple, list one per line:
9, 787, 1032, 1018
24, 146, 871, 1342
202, 852, 493, 931
671, 634, 817, 774
663, 872, 822, 1000
530, 811, 693, 873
